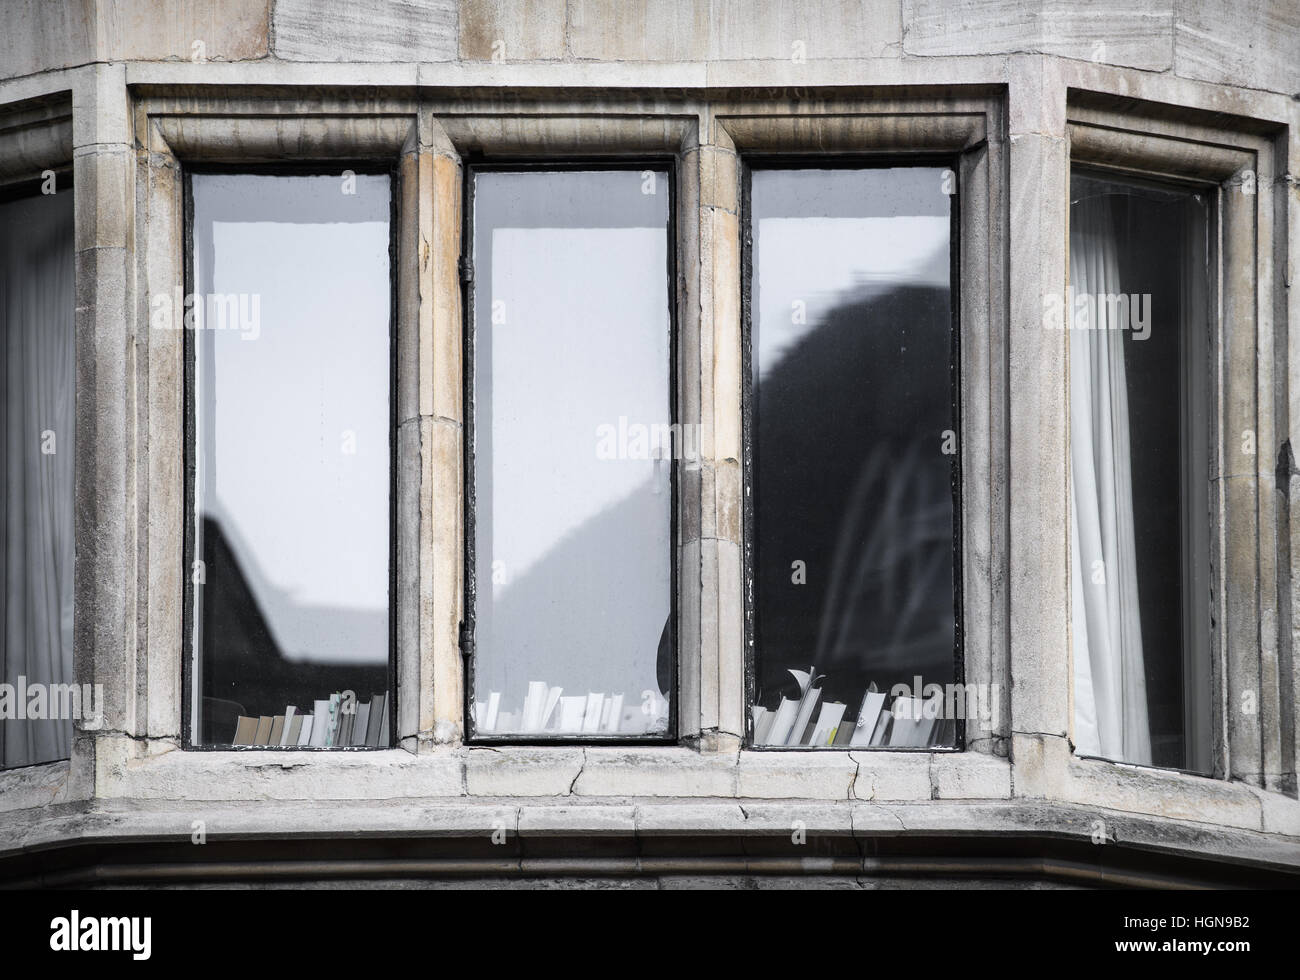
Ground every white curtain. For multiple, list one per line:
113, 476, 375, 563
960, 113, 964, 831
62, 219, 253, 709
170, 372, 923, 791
0, 189, 76, 769
1069, 194, 1152, 766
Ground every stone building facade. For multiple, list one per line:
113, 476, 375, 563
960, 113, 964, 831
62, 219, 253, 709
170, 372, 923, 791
0, 0, 1298, 887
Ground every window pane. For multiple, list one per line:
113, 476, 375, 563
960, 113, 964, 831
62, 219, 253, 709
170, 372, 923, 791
1069, 170, 1212, 773
0, 187, 75, 769
748, 167, 960, 749
469, 169, 673, 738
189, 173, 392, 748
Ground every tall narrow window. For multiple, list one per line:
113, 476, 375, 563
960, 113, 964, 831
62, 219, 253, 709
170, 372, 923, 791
186, 172, 393, 749
0, 185, 75, 769
746, 165, 961, 749
1068, 170, 1212, 773
467, 167, 674, 740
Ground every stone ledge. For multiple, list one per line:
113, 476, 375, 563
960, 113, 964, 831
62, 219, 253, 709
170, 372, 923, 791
1, 799, 1298, 882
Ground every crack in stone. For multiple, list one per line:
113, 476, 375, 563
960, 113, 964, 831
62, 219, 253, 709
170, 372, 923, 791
566, 747, 585, 796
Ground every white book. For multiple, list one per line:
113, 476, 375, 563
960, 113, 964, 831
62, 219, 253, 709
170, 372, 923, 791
763, 696, 799, 745
558, 696, 586, 733
328, 694, 346, 747
541, 686, 563, 730
352, 701, 370, 746
309, 699, 331, 747
887, 695, 941, 747
522, 681, 549, 732
787, 688, 823, 746
581, 693, 605, 733
378, 700, 390, 745
496, 711, 517, 732
472, 701, 486, 731
604, 694, 624, 733
598, 699, 612, 731
783, 664, 826, 745
484, 691, 501, 732
297, 715, 314, 746
751, 706, 772, 744
333, 694, 350, 747
850, 689, 888, 747
809, 701, 847, 746
279, 705, 298, 746
366, 693, 387, 746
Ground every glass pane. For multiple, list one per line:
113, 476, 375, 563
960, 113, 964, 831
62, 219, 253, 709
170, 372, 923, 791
0, 187, 76, 769
749, 166, 960, 749
189, 173, 392, 748
1068, 170, 1212, 773
470, 169, 673, 738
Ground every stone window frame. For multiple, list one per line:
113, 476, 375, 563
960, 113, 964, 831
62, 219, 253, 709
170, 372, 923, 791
134, 92, 430, 759
447, 92, 1010, 758
0, 94, 72, 191
20, 87, 1019, 806
715, 93, 1010, 754
1042, 93, 1295, 809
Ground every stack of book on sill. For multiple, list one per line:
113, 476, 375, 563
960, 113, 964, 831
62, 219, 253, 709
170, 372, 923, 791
474, 682, 658, 735
751, 666, 944, 747
230, 692, 390, 747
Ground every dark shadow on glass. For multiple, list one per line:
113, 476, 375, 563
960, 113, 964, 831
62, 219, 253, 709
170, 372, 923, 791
748, 166, 961, 749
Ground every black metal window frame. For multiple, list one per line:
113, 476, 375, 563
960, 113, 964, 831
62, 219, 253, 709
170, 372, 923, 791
739, 152, 966, 752
180, 161, 400, 751
461, 157, 680, 746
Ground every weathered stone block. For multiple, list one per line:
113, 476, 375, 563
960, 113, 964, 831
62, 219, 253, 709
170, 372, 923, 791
573, 747, 736, 796
274, 0, 457, 62
904, 0, 1174, 72
737, 751, 858, 799
518, 803, 637, 835
710, 0, 901, 61
466, 747, 584, 796
1174, 0, 1300, 95
930, 751, 1013, 799
105, 0, 270, 63
0, 0, 95, 80
569, 0, 711, 62
461, 0, 567, 61
851, 752, 933, 800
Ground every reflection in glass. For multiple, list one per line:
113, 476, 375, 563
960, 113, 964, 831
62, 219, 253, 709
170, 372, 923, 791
189, 173, 392, 748
469, 169, 673, 738
0, 188, 75, 769
748, 167, 960, 748
1069, 171, 1211, 773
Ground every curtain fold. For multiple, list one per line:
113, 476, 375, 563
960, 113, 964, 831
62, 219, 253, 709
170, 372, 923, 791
1069, 192, 1152, 766
0, 190, 76, 769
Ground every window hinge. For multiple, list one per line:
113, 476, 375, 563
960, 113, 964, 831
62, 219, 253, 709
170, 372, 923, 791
458, 621, 474, 661
458, 255, 474, 284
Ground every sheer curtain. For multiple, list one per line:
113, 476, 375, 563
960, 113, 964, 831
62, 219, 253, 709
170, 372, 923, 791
0, 189, 76, 769
1069, 190, 1152, 766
